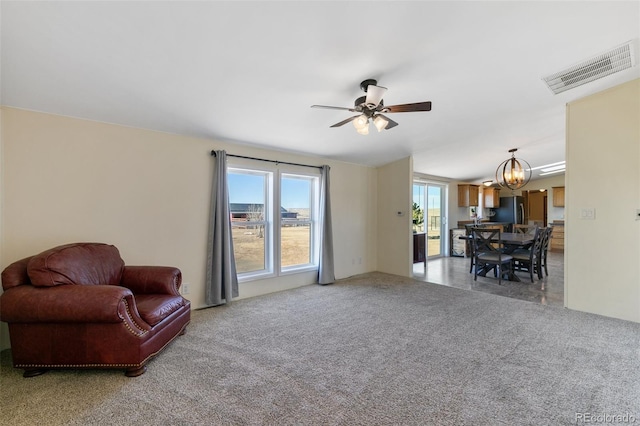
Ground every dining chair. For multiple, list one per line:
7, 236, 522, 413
512, 224, 538, 251
538, 227, 553, 277
467, 224, 502, 273
471, 227, 513, 285
464, 225, 476, 273
513, 224, 537, 235
511, 227, 544, 282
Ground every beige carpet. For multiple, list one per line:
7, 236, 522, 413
1, 272, 639, 425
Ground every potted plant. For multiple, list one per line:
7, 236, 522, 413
412, 202, 424, 233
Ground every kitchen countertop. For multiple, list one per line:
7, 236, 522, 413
457, 220, 511, 226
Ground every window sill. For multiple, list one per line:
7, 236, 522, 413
238, 266, 318, 283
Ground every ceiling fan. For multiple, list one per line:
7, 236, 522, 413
311, 79, 432, 134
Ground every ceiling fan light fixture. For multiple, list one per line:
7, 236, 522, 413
312, 79, 432, 131
356, 124, 369, 135
353, 114, 368, 130
373, 115, 389, 132
365, 84, 387, 108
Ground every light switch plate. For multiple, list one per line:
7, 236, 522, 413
580, 208, 596, 220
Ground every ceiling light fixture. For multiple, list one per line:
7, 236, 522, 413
353, 114, 368, 130
366, 85, 387, 108
482, 180, 493, 187
356, 125, 369, 135
527, 161, 565, 171
539, 169, 565, 176
373, 115, 389, 132
353, 115, 370, 135
540, 164, 566, 173
312, 79, 425, 135
495, 148, 532, 190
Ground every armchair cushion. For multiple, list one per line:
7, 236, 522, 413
27, 243, 124, 287
135, 294, 187, 326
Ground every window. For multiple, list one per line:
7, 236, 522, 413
228, 169, 271, 276
280, 174, 316, 269
228, 166, 320, 281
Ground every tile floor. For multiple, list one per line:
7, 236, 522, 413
413, 250, 564, 308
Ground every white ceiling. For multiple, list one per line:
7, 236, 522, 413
2, 1, 639, 182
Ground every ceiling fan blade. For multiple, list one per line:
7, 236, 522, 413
383, 101, 432, 113
330, 115, 361, 128
365, 85, 387, 108
377, 114, 399, 130
311, 105, 357, 112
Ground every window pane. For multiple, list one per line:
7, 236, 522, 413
231, 225, 265, 273
228, 170, 268, 274
427, 185, 442, 257
281, 223, 311, 267
281, 175, 312, 268
413, 183, 426, 233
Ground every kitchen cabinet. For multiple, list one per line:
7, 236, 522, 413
553, 186, 565, 207
450, 229, 467, 257
483, 187, 500, 208
413, 233, 426, 263
550, 220, 564, 252
458, 184, 479, 207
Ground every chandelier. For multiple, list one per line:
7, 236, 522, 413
495, 148, 532, 190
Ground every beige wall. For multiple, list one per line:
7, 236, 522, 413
0, 107, 380, 349
566, 79, 640, 323
377, 156, 413, 276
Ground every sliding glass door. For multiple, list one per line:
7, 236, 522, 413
413, 182, 447, 258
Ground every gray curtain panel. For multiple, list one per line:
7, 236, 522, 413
205, 150, 239, 306
318, 165, 335, 285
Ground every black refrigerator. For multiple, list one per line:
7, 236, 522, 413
491, 196, 525, 230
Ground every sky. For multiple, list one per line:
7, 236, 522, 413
228, 172, 311, 209
413, 184, 442, 210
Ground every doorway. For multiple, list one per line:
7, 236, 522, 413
413, 182, 447, 258
526, 189, 548, 226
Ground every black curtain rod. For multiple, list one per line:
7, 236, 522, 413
210, 150, 322, 170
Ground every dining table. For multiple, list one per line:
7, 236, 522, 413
459, 232, 535, 281
488, 232, 534, 253
459, 232, 534, 252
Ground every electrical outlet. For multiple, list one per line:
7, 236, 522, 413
181, 283, 190, 295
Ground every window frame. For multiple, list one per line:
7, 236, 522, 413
278, 171, 320, 275
228, 167, 274, 281
228, 163, 320, 283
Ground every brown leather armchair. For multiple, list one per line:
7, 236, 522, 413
0, 242, 191, 377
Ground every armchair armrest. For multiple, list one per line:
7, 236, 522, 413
121, 266, 181, 296
0, 285, 152, 334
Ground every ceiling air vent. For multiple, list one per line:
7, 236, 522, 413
543, 40, 636, 94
